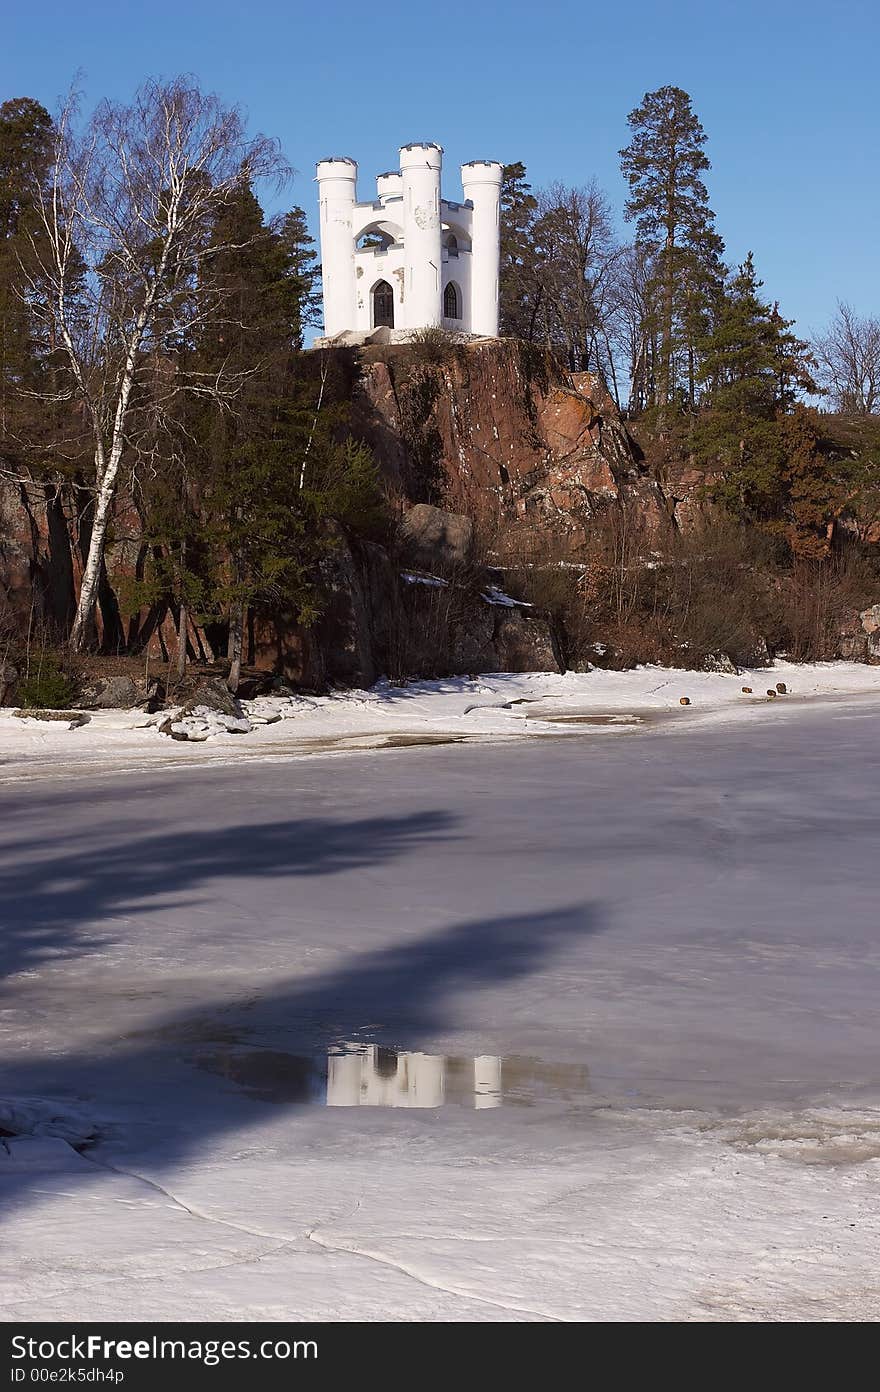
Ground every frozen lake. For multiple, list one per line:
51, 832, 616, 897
2, 702, 879, 1320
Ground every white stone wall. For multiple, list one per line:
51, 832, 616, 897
399, 142, 443, 330
353, 243, 405, 331
315, 157, 358, 338
441, 238, 472, 332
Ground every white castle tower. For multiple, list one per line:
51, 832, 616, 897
315, 143, 502, 342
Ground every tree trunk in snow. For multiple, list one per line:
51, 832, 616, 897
70, 466, 119, 649
227, 603, 244, 694
176, 604, 188, 681
175, 543, 188, 681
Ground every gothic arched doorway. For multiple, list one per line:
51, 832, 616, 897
443, 281, 461, 320
372, 280, 394, 328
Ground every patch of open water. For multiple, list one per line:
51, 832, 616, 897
194, 1043, 591, 1110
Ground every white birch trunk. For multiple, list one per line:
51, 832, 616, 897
69, 286, 157, 649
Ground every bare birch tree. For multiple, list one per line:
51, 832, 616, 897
813, 301, 880, 415
607, 243, 657, 416
530, 181, 619, 375
20, 77, 286, 648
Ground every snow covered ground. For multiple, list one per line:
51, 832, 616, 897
2, 673, 880, 1321
1, 658, 880, 784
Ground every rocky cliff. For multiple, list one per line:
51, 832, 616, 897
2, 340, 662, 683
353, 339, 670, 540
3, 338, 876, 689
257, 339, 680, 683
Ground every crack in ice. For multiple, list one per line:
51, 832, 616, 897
306, 1216, 563, 1322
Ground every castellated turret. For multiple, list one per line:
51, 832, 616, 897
315, 143, 502, 342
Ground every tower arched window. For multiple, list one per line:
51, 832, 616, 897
444, 282, 461, 320
372, 280, 395, 328
447, 234, 458, 258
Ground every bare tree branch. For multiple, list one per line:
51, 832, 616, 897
813, 301, 880, 415
19, 76, 289, 648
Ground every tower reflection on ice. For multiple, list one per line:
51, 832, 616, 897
198, 1043, 589, 1109
326, 1045, 588, 1109
327, 1046, 505, 1108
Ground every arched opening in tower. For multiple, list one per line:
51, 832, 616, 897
372, 280, 395, 328
444, 281, 461, 320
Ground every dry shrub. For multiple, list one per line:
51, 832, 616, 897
778, 544, 878, 661
381, 564, 486, 682
382, 482, 879, 676
513, 499, 673, 668
8, 623, 85, 708
403, 326, 466, 369
663, 519, 780, 667
487, 506, 792, 671
0, 587, 19, 651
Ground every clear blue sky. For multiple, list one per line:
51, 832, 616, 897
4, 0, 878, 339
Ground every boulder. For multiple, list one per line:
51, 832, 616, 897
447, 601, 496, 673
493, 612, 563, 673
860, 604, 880, 661
158, 677, 250, 739
14, 709, 89, 728
159, 707, 251, 741
860, 603, 880, 635
701, 652, 739, 675
233, 670, 276, 700
141, 677, 167, 713
398, 504, 474, 573
178, 677, 244, 720
80, 674, 139, 709
838, 604, 880, 661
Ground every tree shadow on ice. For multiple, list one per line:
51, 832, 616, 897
0, 901, 602, 1213
0, 809, 455, 983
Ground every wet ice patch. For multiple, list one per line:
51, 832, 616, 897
530, 712, 648, 727
194, 1043, 591, 1111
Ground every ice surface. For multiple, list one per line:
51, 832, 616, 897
1, 659, 879, 784
2, 688, 880, 1320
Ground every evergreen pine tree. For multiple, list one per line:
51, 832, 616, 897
137, 179, 381, 685
0, 97, 53, 458
778, 405, 852, 559
619, 86, 724, 412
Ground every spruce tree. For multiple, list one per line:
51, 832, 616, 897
498, 162, 538, 339
696, 254, 821, 532
778, 405, 854, 559
697, 254, 816, 428
277, 206, 321, 348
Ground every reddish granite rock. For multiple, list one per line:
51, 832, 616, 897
355, 341, 668, 543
